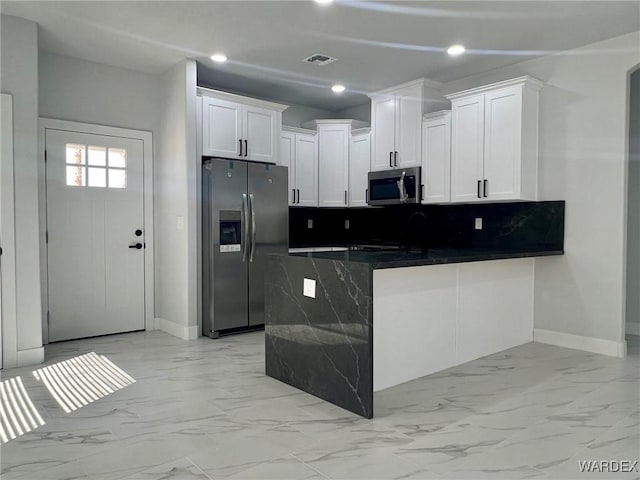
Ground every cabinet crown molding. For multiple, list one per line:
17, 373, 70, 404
423, 110, 451, 121
197, 86, 289, 112
301, 119, 370, 130
444, 76, 544, 101
369, 77, 442, 98
282, 126, 317, 135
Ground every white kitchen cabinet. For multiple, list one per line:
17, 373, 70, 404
349, 129, 371, 207
281, 127, 318, 206
317, 123, 350, 207
370, 78, 446, 172
370, 96, 396, 171
422, 111, 451, 204
446, 76, 542, 202
199, 87, 287, 164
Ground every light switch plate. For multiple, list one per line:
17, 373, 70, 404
303, 278, 316, 298
307, 219, 313, 229
475, 217, 483, 230
176, 216, 184, 230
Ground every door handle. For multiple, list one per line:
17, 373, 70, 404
389, 152, 393, 168
394, 151, 398, 167
477, 180, 482, 199
483, 179, 488, 198
244, 139, 248, 157
242, 193, 249, 262
239, 139, 243, 157
129, 243, 143, 250
249, 193, 256, 262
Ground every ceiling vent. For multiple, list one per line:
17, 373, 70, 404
303, 53, 338, 66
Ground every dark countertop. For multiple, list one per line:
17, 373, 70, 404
287, 247, 564, 269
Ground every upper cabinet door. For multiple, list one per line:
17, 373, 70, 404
483, 87, 522, 200
394, 84, 423, 168
318, 124, 350, 207
422, 112, 451, 204
451, 94, 485, 203
280, 132, 295, 205
243, 105, 278, 163
202, 96, 242, 158
349, 132, 370, 207
294, 133, 318, 207
370, 96, 396, 171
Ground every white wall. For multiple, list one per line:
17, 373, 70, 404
282, 104, 335, 127
154, 59, 198, 340
0, 15, 44, 366
443, 31, 640, 354
627, 69, 640, 336
39, 52, 160, 132
335, 102, 371, 123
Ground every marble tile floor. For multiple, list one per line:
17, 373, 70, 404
0, 331, 638, 480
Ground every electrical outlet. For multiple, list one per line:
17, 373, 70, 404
475, 217, 483, 230
303, 278, 316, 298
345, 219, 350, 230
307, 219, 313, 229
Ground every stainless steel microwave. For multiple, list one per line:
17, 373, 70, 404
367, 167, 421, 206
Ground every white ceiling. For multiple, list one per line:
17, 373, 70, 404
2, 1, 639, 111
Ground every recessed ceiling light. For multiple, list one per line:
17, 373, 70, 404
332, 84, 346, 94
210, 54, 228, 63
315, 0, 334, 4
447, 45, 466, 56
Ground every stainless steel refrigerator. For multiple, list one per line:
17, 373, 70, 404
202, 158, 288, 337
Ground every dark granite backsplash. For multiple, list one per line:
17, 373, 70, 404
290, 201, 564, 252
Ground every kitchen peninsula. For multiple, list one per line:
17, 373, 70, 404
265, 201, 565, 418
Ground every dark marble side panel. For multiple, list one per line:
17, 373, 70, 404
264, 254, 373, 418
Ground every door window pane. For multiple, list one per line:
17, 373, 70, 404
66, 144, 85, 165
66, 166, 86, 186
108, 148, 127, 168
88, 146, 107, 166
108, 169, 126, 189
88, 167, 107, 187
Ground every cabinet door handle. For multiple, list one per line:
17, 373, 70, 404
477, 180, 481, 199
483, 179, 488, 198
389, 152, 393, 168
292, 188, 295, 203
394, 151, 398, 167
239, 139, 243, 157
297, 189, 300, 204
244, 139, 248, 157
344, 190, 347, 205
365, 188, 368, 203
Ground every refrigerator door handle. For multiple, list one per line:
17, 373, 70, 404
242, 193, 249, 262
249, 193, 256, 262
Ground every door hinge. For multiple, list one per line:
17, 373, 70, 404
46, 230, 49, 243
47, 311, 50, 325
44, 150, 47, 163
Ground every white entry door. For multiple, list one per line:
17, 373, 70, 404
46, 129, 145, 342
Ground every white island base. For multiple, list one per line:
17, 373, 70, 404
373, 258, 535, 392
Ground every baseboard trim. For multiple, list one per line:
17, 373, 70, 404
534, 328, 626, 358
154, 317, 198, 340
626, 322, 640, 336
16, 346, 45, 367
